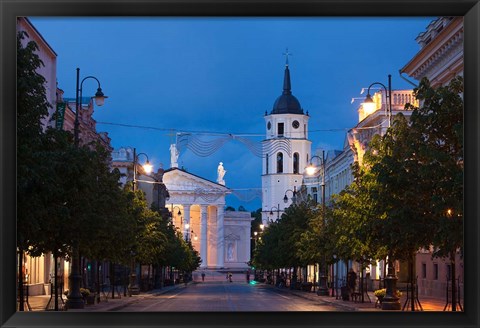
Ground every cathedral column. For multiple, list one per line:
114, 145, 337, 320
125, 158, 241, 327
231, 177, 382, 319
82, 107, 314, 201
183, 204, 191, 241
216, 205, 225, 268
200, 205, 208, 268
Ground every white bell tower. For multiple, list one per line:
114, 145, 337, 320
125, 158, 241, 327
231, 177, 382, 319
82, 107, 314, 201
261, 53, 312, 225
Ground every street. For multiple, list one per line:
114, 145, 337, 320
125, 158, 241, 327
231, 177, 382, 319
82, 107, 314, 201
111, 280, 340, 312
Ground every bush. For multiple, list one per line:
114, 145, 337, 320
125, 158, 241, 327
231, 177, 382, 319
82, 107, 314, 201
374, 288, 402, 298
80, 288, 90, 297
63, 288, 91, 298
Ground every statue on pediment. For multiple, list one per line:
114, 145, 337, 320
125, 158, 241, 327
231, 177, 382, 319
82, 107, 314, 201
217, 162, 226, 185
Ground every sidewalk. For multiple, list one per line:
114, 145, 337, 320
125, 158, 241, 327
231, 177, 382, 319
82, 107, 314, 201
26, 283, 188, 312
267, 284, 458, 312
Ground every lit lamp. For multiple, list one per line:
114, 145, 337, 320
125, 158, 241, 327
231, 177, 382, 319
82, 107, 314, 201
67, 68, 108, 310
362, 93, 377, 116
363, 74, 392, 128
185, 223, 190, 241
132, 148, 153, 192
191, 230, 198, 241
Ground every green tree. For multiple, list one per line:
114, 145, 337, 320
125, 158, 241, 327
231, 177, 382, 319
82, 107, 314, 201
253, 203, 312, 286
127, 188, 167, 270
406, 76, 464, 310
352, 76, 464, 310
17, 30, 52, 310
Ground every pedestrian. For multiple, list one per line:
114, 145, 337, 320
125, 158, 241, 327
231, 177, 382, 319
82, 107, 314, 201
246, 271, 250, 283
347, 268, 357, 297
228, 272, 233, 282
201, 272, 205, 282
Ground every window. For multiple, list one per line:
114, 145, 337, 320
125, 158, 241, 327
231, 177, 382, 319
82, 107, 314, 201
433, 263, 438, 280
277, 152, 283, 173
278, 123, 284, 137
312, 187, 318, 204
422, 263, 426, 279
293, 153, 299, 174
266, 154, 269, 174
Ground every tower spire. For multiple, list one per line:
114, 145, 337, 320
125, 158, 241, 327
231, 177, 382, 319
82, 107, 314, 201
282, 48, 292, 95
283, 47, 292, 66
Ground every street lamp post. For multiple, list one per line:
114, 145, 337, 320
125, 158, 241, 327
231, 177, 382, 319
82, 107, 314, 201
128, 148, 152, 296
66, 68, 107, 310
362, 76, 399, 309
283, 188, 297, 205
306, 151, 329, 296
169, 205, 182, 226
362, 74, 393, 129
331, 254, 337, 297
382, 256, 401, 310
333, 254, 338, 299
269, 205, 280, 221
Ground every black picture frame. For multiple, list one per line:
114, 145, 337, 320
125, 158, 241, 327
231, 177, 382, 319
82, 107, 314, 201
1, 1, 479, 328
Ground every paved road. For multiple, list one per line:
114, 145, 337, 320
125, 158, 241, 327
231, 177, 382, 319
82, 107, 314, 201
113, 281, 340, 312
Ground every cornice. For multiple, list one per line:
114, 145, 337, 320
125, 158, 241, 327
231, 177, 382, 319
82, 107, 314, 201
401, 17, 463, 80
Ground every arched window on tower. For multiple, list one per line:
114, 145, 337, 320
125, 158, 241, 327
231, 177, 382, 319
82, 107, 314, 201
293, 152, 299, 174
266, 154, 269, 174
277, 152, 283, 173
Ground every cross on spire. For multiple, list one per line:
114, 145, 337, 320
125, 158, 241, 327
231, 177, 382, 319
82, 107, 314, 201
283, 48, 292, 66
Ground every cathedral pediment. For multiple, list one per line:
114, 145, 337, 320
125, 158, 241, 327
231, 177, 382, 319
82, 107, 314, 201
164, 168, 230, 197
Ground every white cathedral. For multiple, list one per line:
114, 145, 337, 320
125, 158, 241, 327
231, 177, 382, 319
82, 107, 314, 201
112, 147, 252, 270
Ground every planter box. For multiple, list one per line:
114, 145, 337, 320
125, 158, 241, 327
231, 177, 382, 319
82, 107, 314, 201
86, 294, 95, 305
341, 286, 350, 301
301, 282, 313, 292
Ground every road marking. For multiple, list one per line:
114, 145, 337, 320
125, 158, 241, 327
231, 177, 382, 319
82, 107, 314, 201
167, 291, 183, 299
276, 293, 291, 300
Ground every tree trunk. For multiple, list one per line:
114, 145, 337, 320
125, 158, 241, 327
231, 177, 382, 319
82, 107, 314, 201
54, 252, 59, 311
451, 251, 457, 311
345, 260, 349, 286
410, 252, 415, 311
111, 263, 115, 299
96, 261, 101, 303
18, 250, 24, 311
383, 257, 387, 289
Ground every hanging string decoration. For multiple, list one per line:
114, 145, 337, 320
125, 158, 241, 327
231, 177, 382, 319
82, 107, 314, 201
176, 132, 292, 159
176, 133, 232, 157
261, 138, 292, 158
193, 187, 225, 202
230, 188, 263, 202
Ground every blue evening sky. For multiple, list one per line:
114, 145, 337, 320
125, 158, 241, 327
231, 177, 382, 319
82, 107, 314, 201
29, 16, 434, 211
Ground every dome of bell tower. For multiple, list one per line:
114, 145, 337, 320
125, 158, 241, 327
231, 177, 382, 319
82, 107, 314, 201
271, 64, 304, 115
